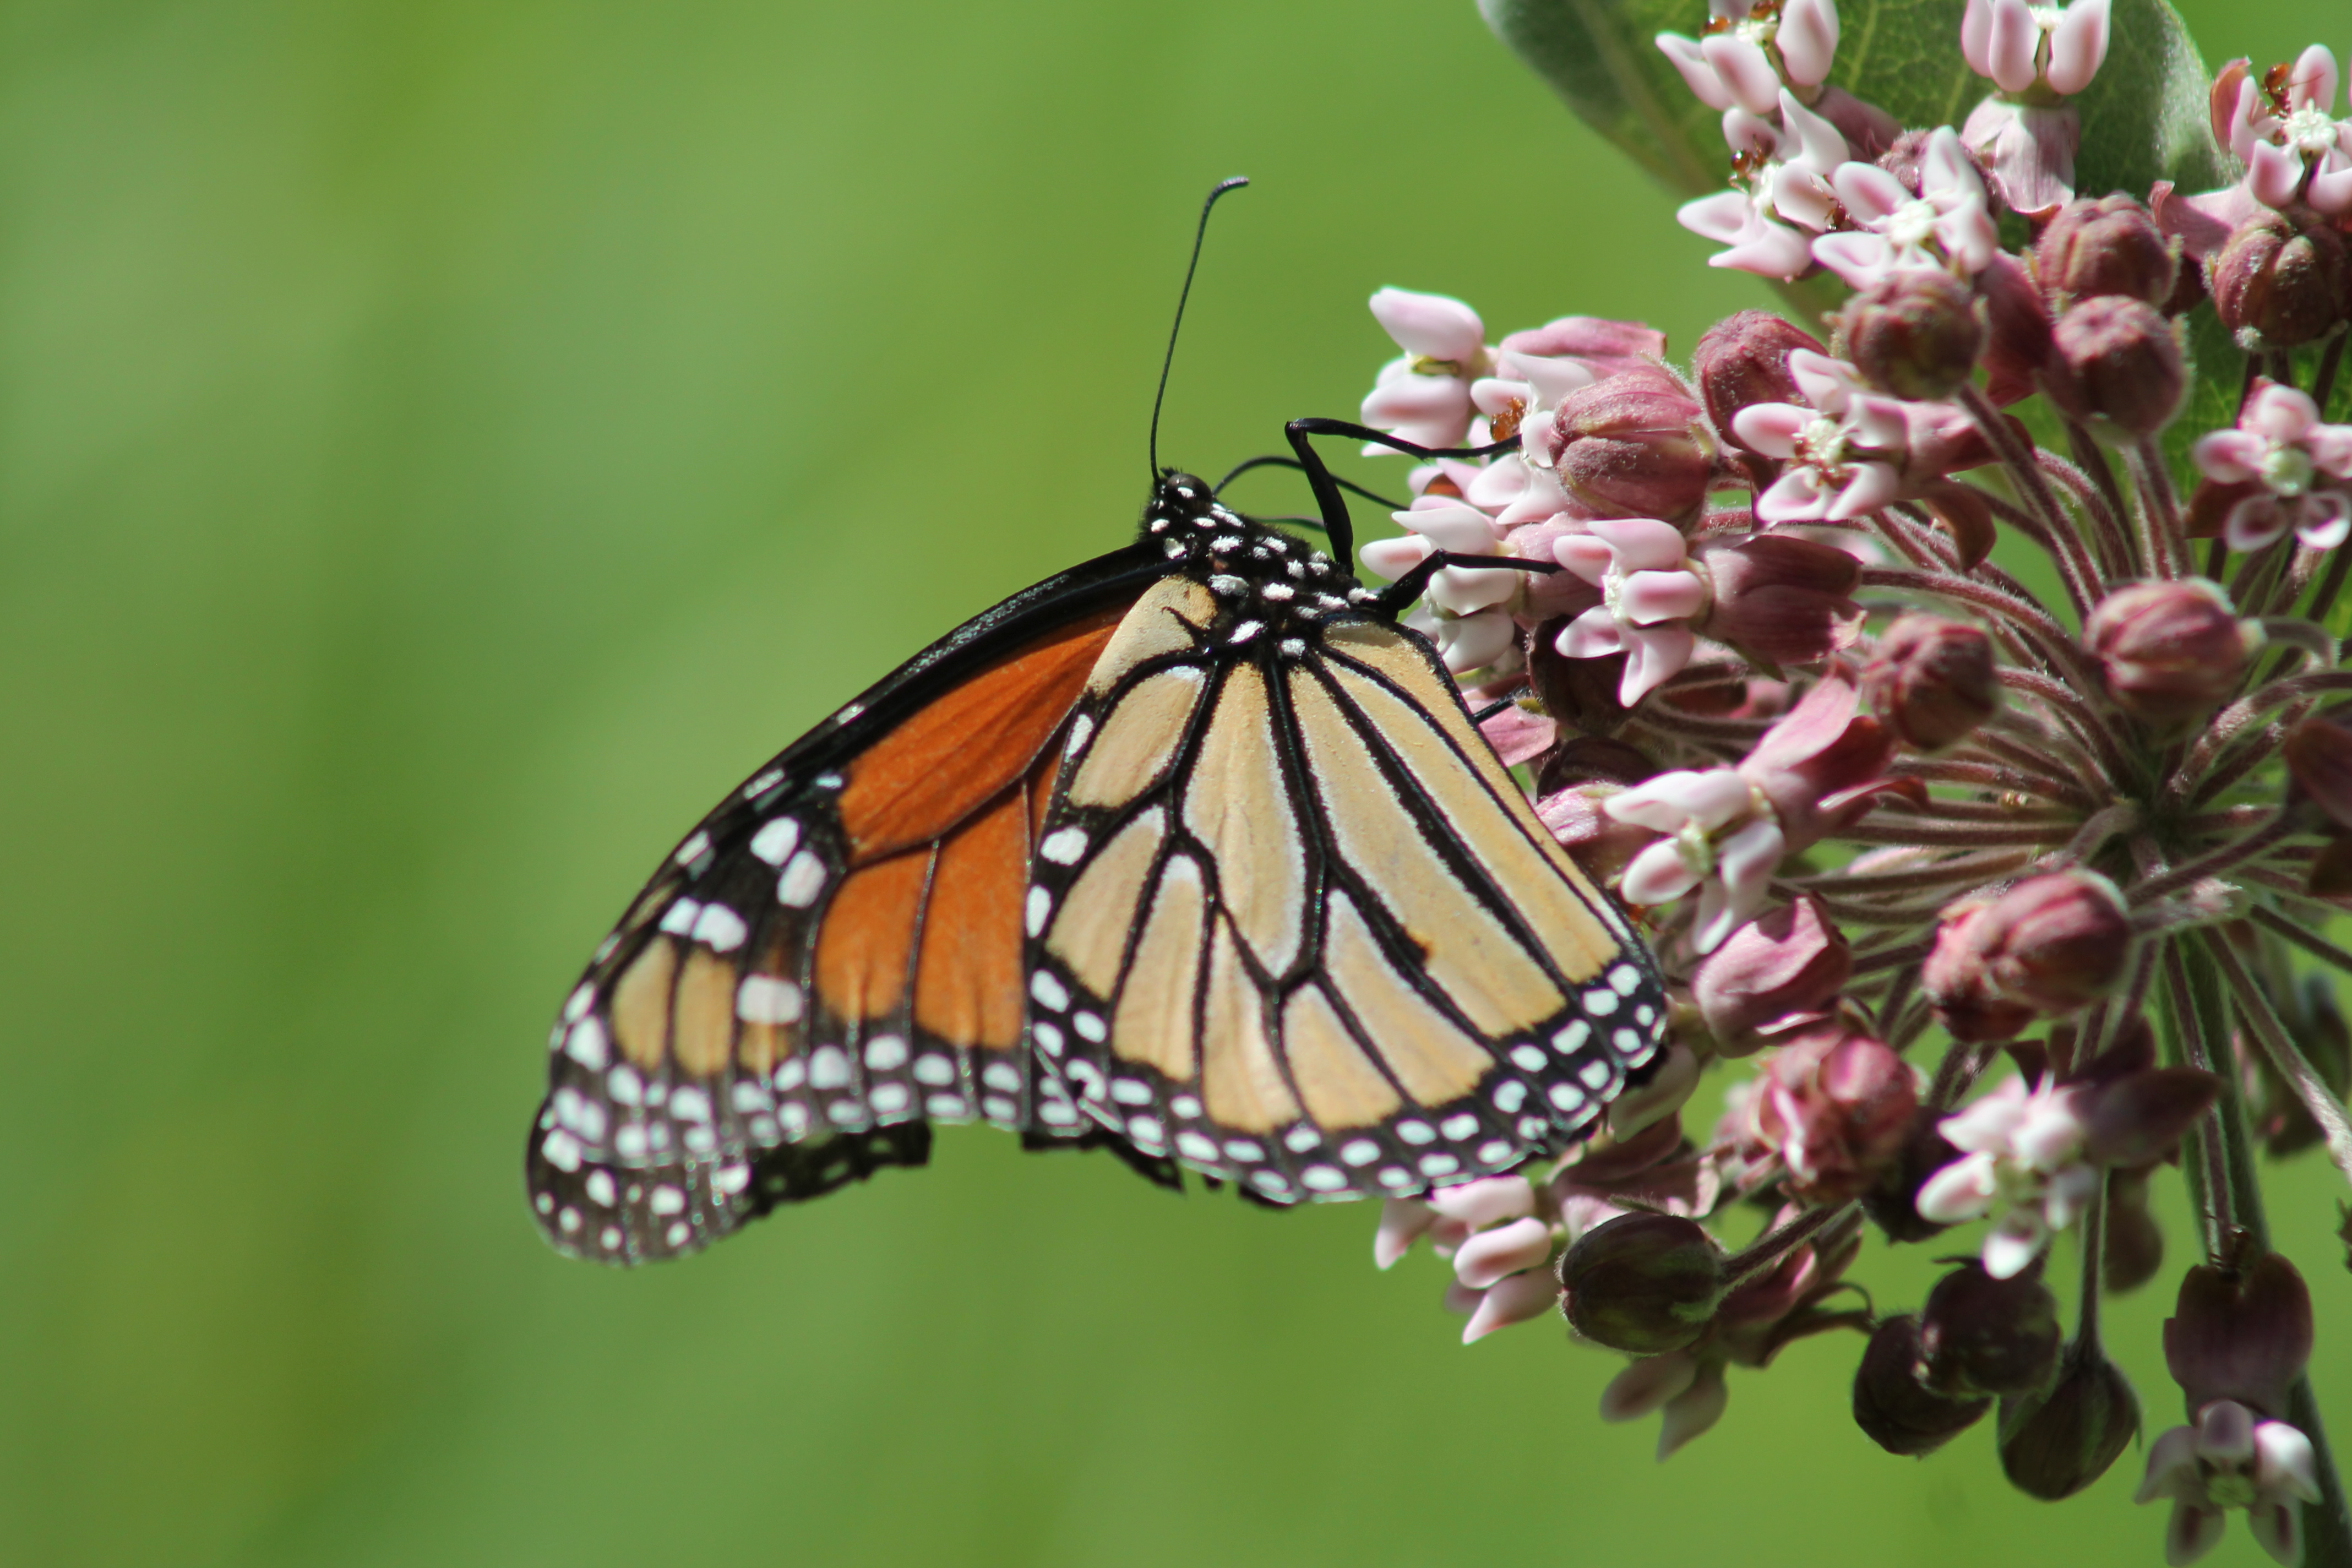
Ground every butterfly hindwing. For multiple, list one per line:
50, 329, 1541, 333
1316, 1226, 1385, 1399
526, 549, 1163, 1264
1023, 504, 1668, 1204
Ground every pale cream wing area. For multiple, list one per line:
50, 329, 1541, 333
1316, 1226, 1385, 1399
1023, 592, 1668, 1206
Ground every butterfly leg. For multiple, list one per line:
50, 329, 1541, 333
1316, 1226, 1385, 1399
1282, 417, 1513, 566
1363, 550, 1561, 620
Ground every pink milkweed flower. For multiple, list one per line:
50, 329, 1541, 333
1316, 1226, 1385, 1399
1678, 90, 1851, 281
1656, 0, 1842, 116
1733, 351, 1910, 522
1604, 767, 1785, 952
1914, 1073, 2103, 1278
2136, 1401, 2322, 1567
1553, 518, 1710, 706
1360, 287, 1495, 450
1812, 127, 2001, 286
1961, 100, 2083, 218
1959, 0, 2111, 96
2221, 45, 2352, 216
1364, 498, 1536, 678
2190, 380, 2352, 552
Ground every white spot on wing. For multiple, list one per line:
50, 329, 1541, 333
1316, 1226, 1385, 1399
1039, 827, 1087, 865
778, 852, 827, 907
658, 900, 702, 934
691, 903, 748, 952
736, 976, 802, 1025
750, 817, 802, 866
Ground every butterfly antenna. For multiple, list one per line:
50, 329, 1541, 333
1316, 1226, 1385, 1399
1148, 176, 1250, 480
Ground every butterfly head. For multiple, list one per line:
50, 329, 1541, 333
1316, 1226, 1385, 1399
1139, 470, 1366, 624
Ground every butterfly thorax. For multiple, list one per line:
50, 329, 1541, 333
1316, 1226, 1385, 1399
1140, 471, 1374, 652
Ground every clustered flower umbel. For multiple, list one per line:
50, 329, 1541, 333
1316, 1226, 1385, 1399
1344, 4, 2352, 1561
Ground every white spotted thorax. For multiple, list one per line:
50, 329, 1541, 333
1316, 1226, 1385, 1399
526, 464, 1666, 1265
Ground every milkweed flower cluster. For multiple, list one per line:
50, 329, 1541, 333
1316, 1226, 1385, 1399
1346, 3, 2352, 1560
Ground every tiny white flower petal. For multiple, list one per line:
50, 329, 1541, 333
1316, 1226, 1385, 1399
2253, 1420, 2323, 1504
1657, 32, 1735, 110
1605, 767, 1754, 832
2168, 1502, 2228, 1567
1701, 32, 1783, 116
2248, 139, 2305, 211
1959, 0, 1996, 77
1981, 1208, 2048, 1279
1374, 1197, 1437, 1269
1776, 0, 1839, 86
1985, 0, 2039, 92
1915, 1150, 2001, 1223
1587, 516, 1692, 571
2197, 1400, 2258, 1466
2044, 0, 2109, 94
2137, 1425, 2209, 1503
1732, 402, 1810, 459
2041, 1161, 2101, 1230
1426, 1174, 1537, 1227
1621, 839, 1705, 906
1453, 1216, 1556, 1289
1436, 608, 1516, 673
1600, 1351, 1701, 1422
1679, 188, 1761, 244
1368, 287, 1485, 362
1359, 536, 1431, 580
1656, 1363, 1730, 1460
1618, 623, 1698, 706
2247, 1497, 2302, 1568
1779, 88, 1852, 170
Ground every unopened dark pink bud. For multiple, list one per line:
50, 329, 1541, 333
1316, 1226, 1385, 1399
1551, 368, 1714, 521
1691, 893, 1852, 1052
1997, 1347, 2142, 1499
1853, 1314, 1992, 1455
2208, 211, 2351, 351
1920, 1260, 2064, 1397
2163, 1255, 2314, 1420
2042, 296, 2185, 438
1697, 533, 1865, 671
1841, 269, 1986, 401
2078, 1065, 2223, 1167
1863, 613, 2000, 750
1694, 311, 1825, 453
1558, 1212, 1727, 1355
2036, 194, 2179, 309
2085, 579, 2262, 724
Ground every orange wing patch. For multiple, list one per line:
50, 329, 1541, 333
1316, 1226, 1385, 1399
840, 606, 1126, 862
814, 850, 932, 1021
913, 785, 1031, 1050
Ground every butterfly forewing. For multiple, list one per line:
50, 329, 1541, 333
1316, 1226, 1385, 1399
1023, 501, 1668, 1204
527, 554, 1161, 1263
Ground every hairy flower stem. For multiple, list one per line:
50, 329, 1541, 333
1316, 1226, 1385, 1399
2128, 813, 2297, 903
2206, 931, 2352, 1191
2180, 939, 2352, 1568
2248, 904, 2352, 977
2077, 1166, 2109, 1358
1721, 1200, 1856, 1291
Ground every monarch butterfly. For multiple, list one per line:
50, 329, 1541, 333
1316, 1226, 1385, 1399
526, 181, 1667, 1264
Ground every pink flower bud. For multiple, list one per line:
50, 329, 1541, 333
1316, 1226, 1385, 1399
2041, 296, 2185, 438
2037, 194, 2179, 309
1558, 1212, 1728, 1354
1861, 613, 2000, 750
1696, 533, 1865, 670
1499, 316, 1667, 380
1737, 668, 1905, 852
1853, 1314, 1993, 1455
1550, 368, 1715, 521
1978, 251, 2055, 406
2164, 1255, 2313, 1420
1923, 872, 2131, 1042
2077, 1065, 2223, 1167
1999, 1346, 2142, 1500
2084, 579, 2262, 724
1921, 1260, 2064, 1397
1690, 893, 1853, 1052
1536, 783, 1659, 888
1750, 1023, 1919, 1202
1840, 269, 1988, 401
2207, 211, 2352, 351
2284, 714, 2352, 832
1693, 311, 1826, 455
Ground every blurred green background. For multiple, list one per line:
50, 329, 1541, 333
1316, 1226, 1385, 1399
2, 1, 2344, 1563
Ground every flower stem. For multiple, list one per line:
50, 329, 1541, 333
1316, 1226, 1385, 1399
2248, 904, 2352, 977
2204, 930, 2352, 1193
2179, 937, 2352, 1568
